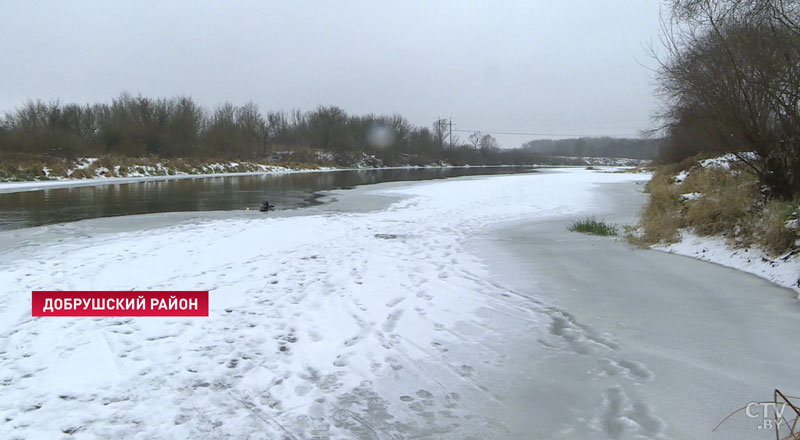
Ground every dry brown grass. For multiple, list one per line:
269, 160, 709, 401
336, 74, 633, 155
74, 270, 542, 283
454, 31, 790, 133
683, 168, 759, 238
639, 172, 685, 243
655, 152, 710, 178
0, 152, 73, 180
759, 200, 796, 255
0, 152, 339, 181
636, 160, 798, 256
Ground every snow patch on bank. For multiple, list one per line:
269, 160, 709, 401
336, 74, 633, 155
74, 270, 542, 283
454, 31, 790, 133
654, 231, 800, 295
0, 165, 340, 194
673, 152, 757, 183
547, 156, 651, 167
699, 152, 758, 169
56, 158, 321, 180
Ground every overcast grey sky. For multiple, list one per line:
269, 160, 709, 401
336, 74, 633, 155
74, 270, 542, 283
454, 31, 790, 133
1, 0, 663, 148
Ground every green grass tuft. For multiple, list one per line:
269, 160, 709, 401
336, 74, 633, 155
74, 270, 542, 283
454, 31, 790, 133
567, 217, 619, 236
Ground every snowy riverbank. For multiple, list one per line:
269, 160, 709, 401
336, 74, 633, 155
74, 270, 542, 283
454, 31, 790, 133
0, 164, 538, 195
650, 152, 800, 296
0, 168, 328, 194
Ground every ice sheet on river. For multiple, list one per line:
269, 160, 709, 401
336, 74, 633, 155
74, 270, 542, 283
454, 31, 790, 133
0, 169, 647, 439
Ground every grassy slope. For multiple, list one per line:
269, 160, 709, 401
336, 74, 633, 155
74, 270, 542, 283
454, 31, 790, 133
634, 155, 798, 256
0, 153, 339, 182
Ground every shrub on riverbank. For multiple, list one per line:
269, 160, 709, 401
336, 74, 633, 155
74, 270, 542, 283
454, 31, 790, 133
635, 156, 799, 256
0, 152, 72, 181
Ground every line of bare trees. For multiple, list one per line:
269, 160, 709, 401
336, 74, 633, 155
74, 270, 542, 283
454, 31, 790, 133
657, 0, 800, 199
0, 94, 544, 166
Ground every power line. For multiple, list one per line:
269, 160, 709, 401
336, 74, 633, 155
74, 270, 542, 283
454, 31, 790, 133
452, 128, 636, 137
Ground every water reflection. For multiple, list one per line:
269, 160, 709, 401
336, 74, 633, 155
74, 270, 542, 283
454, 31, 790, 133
0, 167, 534, 230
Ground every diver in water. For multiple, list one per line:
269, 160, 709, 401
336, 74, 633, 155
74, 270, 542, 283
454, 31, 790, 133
260, 200, 273, 212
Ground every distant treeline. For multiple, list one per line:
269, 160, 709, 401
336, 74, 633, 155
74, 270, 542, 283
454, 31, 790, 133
0, 94, 549, 166
521, 137, 662, 160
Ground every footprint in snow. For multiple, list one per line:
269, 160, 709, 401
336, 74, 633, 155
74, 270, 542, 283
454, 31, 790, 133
381, 309, 404, 333
333, 353, 352, 367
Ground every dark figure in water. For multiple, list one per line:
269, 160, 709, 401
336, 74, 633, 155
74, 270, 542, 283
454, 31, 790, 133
260, 200, 273, 212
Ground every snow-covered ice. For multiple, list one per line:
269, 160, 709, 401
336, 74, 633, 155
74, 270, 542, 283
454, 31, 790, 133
0, 169, 649, 439
4, 168, 799, 439
476, 177, 800, 440
655, 230, 800, 296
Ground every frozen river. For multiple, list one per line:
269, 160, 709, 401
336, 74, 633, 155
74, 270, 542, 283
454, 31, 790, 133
0, 168, 797, 439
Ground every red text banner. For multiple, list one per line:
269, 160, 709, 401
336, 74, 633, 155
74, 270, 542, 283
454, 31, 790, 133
32, 291, 209, 317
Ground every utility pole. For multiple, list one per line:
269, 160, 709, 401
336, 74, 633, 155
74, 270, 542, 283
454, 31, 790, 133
434, 117, 449, 149
449, 117, 452, 149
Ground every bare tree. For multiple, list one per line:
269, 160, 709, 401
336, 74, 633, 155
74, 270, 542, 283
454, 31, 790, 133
468, 131, 482, 149
479, 134, 499, 152
657, 0, 800, 198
